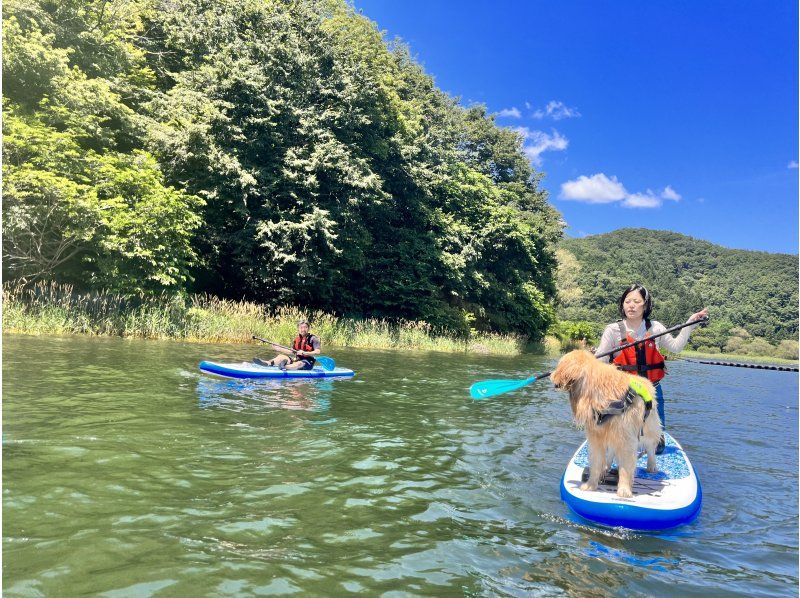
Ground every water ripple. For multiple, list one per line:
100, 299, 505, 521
2, 335, 797, 595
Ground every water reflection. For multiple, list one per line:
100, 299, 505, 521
196, 376, 336, 413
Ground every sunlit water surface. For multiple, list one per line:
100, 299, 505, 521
3, 334, 797, 595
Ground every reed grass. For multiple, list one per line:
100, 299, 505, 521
2, 282, 532, 355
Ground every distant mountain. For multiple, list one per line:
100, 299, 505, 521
556, 228, 798, 344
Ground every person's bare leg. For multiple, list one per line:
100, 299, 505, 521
282, 359, 308, 371
271, 355, 291, 367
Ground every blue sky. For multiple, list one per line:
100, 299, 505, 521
354, 1, 798, 254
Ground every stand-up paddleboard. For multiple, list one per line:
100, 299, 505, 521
199, 361, 355, 380
560, 433, 701, 531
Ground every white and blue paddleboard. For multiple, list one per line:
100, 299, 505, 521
560, 433, 702, 531
199, 361, 355, 380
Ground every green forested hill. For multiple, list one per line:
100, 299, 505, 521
557, 229, 798, 353
2, 0, 561, 339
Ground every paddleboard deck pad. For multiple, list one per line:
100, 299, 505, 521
199, 361, 355, 379
560, 432, 701, 531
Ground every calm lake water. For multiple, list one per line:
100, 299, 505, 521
3, 334, 798, 596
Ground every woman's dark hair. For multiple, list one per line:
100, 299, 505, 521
617, 284, 653, 319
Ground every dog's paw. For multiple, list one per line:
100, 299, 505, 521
646, 464, 658, 473
580, 482, 597, 492
616, 486, 634, 498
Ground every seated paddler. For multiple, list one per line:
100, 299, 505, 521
256, 319, 321, 371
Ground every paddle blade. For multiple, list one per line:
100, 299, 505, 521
316, 356, 335, 371
469, 376, 538, 400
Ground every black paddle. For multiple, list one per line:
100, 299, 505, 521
469, 317, 709, 399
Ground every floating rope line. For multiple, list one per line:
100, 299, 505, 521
676, 357, 798, 372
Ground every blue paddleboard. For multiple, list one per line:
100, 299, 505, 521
199, 361, 355, 380
560, 432, 702, 531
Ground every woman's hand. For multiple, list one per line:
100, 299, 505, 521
689, 308, 709, 323
295, 350, 306, 357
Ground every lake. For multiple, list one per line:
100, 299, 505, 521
3, 334, 798, 595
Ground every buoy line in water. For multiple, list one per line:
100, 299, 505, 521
677, 357, 798, 372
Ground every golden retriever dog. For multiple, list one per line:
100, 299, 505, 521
551, 350, 662, 498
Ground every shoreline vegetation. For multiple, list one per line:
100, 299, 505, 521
4, 283, 797, 368
2, 282, 546, 356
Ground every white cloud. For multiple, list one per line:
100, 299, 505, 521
559, 173, 627, 203
546, 100, 581, 120
511, 126, 531, 139
623, 192, 661, 208
524, 101, 532, 109
497, 107, 521, 118
661, 185, 682, 201
789, 160, 798, 169
531, 100, 581, 120
560, 174, 681, 209
513, 128, 568, 165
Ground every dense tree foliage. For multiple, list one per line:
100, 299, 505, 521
2, 0, 562, 338
557, 229, 798, 351
2, 1, 203, 292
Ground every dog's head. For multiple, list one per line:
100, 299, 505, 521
552, 350, 635, 427
551, 349, 597, 392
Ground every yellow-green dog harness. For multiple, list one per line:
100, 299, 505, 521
628, 377, 654, 405
595, 377, 654, 425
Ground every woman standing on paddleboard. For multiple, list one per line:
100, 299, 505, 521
595, 284, 708, 453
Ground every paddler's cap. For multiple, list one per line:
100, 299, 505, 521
297, 319, 309, 326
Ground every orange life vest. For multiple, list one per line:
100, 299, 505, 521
611, 320, 665, 383
292, 334, 317, 363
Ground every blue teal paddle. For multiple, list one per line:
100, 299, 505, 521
470, 373, 550, 400
469, 317, 708, 400
252, 335, 336, 371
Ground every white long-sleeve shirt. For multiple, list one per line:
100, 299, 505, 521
595, 319, 700, 363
